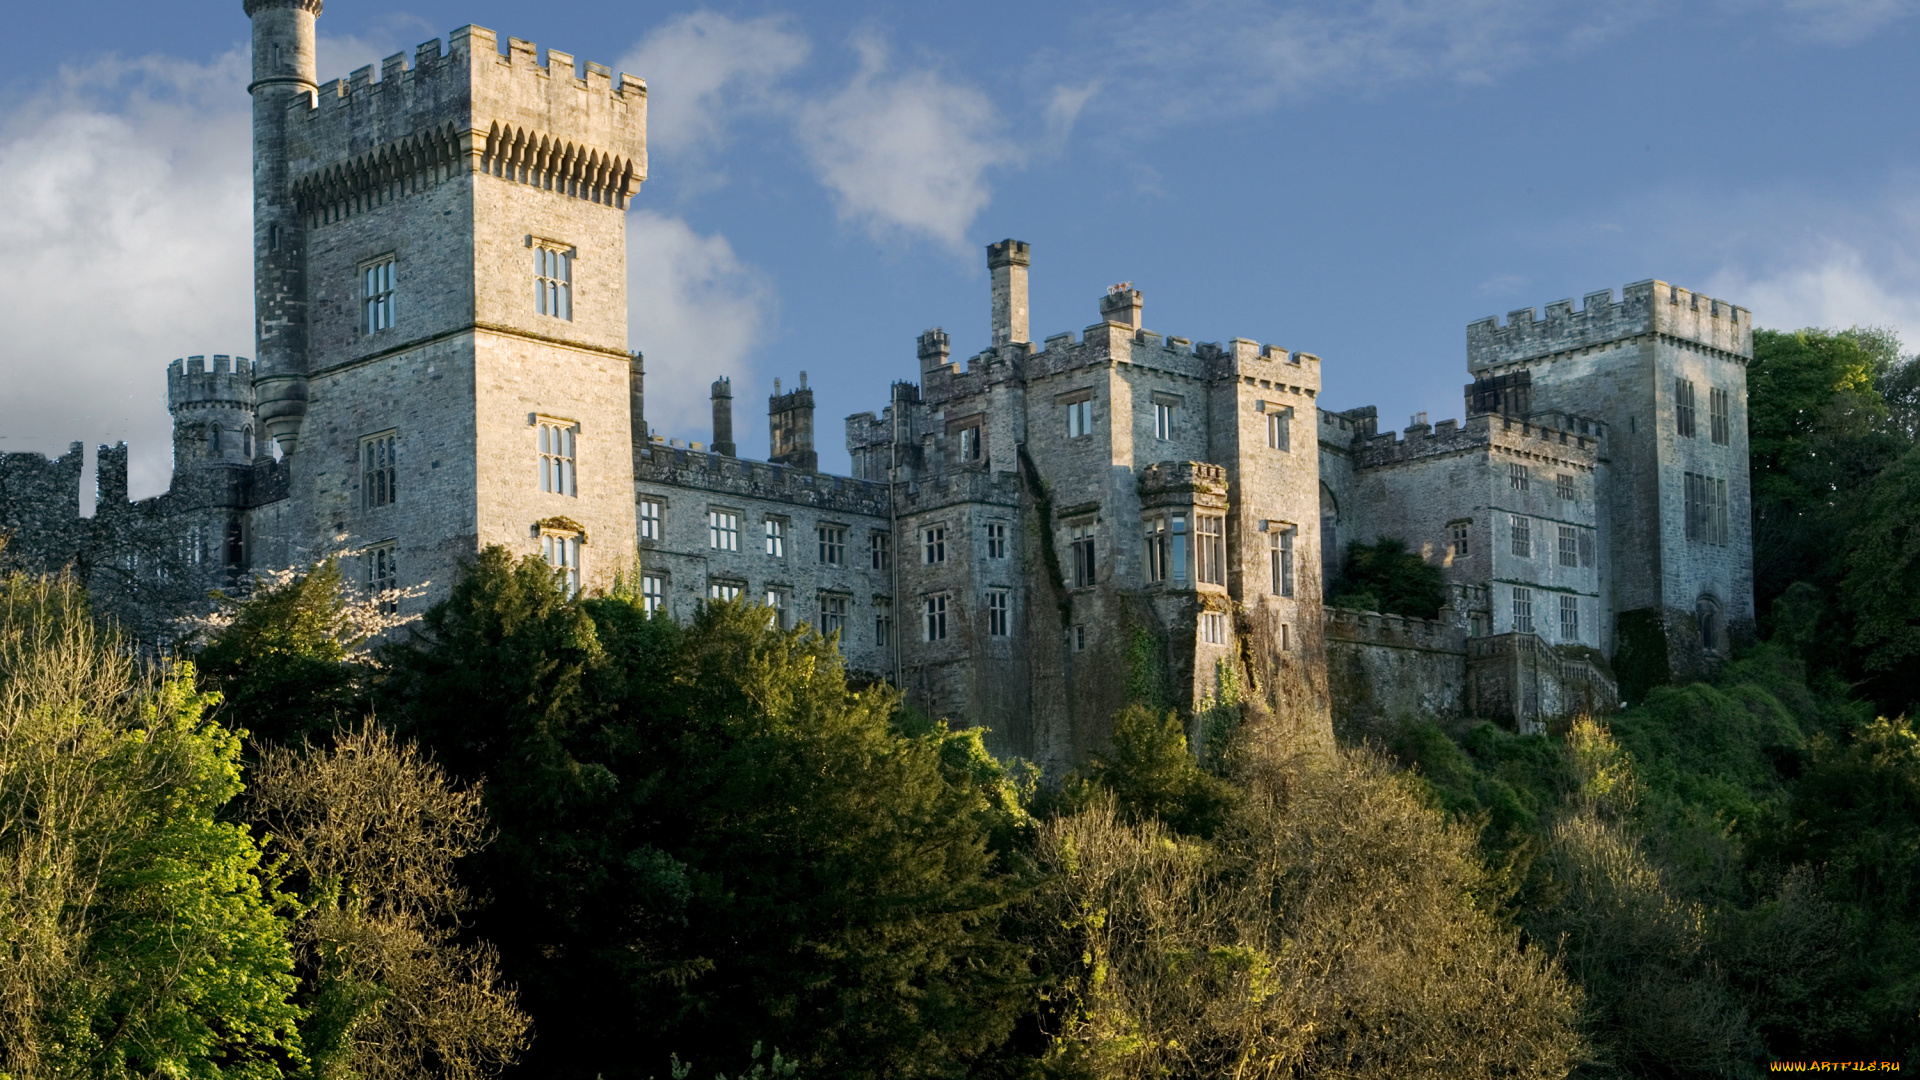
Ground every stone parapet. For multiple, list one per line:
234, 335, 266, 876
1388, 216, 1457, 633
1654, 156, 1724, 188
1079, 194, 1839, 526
1468, 280, 1751, 370
635, 447, 889, 518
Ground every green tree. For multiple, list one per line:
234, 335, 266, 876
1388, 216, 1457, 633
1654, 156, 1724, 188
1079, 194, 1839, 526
1030, 750, 1585, 1079
1840, 445, 1920, 712
381, 548, 1029, 1079
193, 561, 382, 747
0, 573, 303, 1078
1086, 703, 1237, 839
1327, 538, 1446, 619
248, 723, 530, 1080
1747, 327, 1909, 651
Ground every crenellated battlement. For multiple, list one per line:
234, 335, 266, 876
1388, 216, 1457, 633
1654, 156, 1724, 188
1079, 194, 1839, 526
287, 25, 646, 223
1467, 280, 1752, 370
167, 355, 257, 411
1353, 411, 1601, 471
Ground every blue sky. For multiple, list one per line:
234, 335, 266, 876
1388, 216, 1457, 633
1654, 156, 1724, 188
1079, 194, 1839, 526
3, 0, 1918, 495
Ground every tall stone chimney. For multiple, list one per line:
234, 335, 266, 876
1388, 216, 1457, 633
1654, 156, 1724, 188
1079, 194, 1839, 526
768, 371, 817, 472
710, 376, 736, 457
1100, 285, 1143, 330
987, 239, 1031, 347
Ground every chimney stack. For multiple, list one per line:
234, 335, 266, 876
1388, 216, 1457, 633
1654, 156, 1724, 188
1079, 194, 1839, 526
768, 371, 817, 472
1099, 285, 1143, 330
987, 239, 1031, 347
918, 327, 951, 374
710, 376, 736, 456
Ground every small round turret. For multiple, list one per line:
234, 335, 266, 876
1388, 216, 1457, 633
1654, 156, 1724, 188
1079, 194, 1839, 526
168, 355, 262, 468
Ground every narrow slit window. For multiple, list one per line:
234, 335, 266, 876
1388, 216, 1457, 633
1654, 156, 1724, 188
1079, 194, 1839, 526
362, 432, 397, 509
363, 257, 395, 333
1710, 387, 1730, 445
1676, 378, 1697, 438
1269, 527, 1294, 597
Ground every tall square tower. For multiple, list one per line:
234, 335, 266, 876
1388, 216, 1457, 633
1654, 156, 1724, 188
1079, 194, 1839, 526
247, 0, 646, 604
1467, 281, 1753, 672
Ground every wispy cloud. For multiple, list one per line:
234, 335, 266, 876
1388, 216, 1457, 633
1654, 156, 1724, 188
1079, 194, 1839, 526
618, 12, 810, 164
1698, 179, 1920, 349
1758, 0, 1919, 44
626, 211, 775, 448
796, 34, 1018, 252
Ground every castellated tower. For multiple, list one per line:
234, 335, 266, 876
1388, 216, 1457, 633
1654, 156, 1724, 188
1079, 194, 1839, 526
245, 0, 648, 605
1467, 281, 1754, 674
847, 240, 1333, 773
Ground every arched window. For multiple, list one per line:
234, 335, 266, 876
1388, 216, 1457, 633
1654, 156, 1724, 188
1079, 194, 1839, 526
1696, 595, 1722, 654
243, 425, 255, 458
207, 423, 221, 454
1320, 482, 1341, 585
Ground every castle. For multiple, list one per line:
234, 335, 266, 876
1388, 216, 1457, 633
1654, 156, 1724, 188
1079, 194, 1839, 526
0, 1, 1755, 770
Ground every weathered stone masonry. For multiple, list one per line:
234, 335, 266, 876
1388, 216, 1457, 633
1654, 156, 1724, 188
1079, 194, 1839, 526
0, 0, 1757, 771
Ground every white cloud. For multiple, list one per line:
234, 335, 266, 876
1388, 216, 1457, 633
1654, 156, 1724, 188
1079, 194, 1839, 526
1760, 0, 1919, 44
1699, 183, 1920, 350
617, 13, 810, 161
0, 51, 254, 501
796, 35, 1017, 252
626, 211, 774, 448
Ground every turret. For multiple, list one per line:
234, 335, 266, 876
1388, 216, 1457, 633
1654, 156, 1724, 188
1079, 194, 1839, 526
769, 372, 817, 472
245, 0, 320, 454
168, 355, 262, 469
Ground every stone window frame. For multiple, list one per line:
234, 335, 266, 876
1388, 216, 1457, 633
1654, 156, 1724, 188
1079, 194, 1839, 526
540, 527, 583, 597
1560, 594, 1580, 643
812, 522, 846, 566
1196, 513, 1226, 586
1556, 472, 1575, 501
1068, 520, 1097, 589
1676, 378, 1698, 438
360, 429, 398, 510
1201, 610, 1227, 645
1510, 514, 1532, 558
948, 413, 986, 465
922, 523, 947, 565
641, 571, 668, 617
365, 538, 398, 615
707, 578, 745, 603
1709, 386, 1731, 446
924, 593, 950, 642
1557, 524, 1579, 567
870, 529, 892, 571
1511, 585, 1534, 635
1059, 388, 1096, 439
1448, 518, 1471, 558
1142, 510, 1190, 587
530, 236, 576, 321
639, 497, 664, 542
817, 590, 850, 639
764, 586, 790, 629
764, 515, 788, 558
360, 253, 396, 335
1684, 472, 1730, 546
1260, 401, 1293, 452
874, 598, 893, 648
986, 589, 1010, 637
1152, 391, 1183, 441
985, 521, 1008, 560
1267, 521, 1296, 598
1508, 462, 1530, 492
708, 507, 742, 552
534, 415, 579, 497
